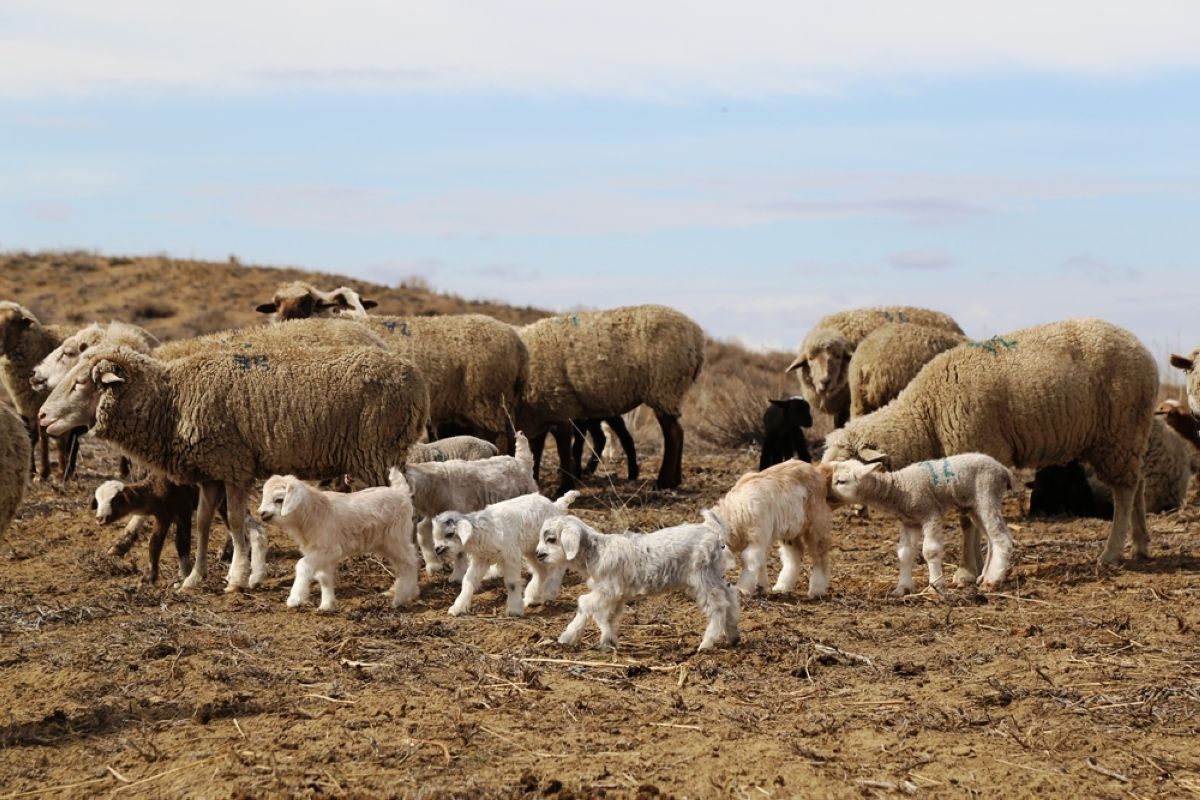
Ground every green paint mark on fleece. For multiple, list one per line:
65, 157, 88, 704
921, 458, 956, 487
968, 336, 1017, 355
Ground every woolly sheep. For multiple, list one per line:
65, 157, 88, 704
786, 306, 963, 426
0, 301, 76, 480
407, 435, 500, 464
1169, 349, 1200, 416
39, 344, 429, 593
518, 305, 704, 493
847, 323, 967, 418
404, 433, 538, 576
255, 281, 377, 321
258, 474, 418, 612
537, 512, 740, 652
759, 397, 813, 470
32, 320, 161, 393
822, 318, 1158, 571
427, 489, 580, 617
711, 459, 832, 598
828, 455, 1016, 595
0, 404, 30, 539
153, 317, 386, 360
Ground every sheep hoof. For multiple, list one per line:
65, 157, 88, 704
317, 604, 335, 613
951, 568, 976, 587
890, 586, 913, 598
179, 575, 203, 591
448, 605, 467, 617
557, 632, 579, 646
696, 640, 716, 653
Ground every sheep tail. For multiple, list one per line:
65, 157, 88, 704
514, 431, 533, 469
554, 489, 581, 510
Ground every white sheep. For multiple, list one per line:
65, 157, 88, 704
827, 455, 1016, 595
425, 489, 580, 617
536, 513, 740, 652
254, 281, 376, 321
711, 459, 832, 599
404, 432, 538, 576
258, 474, 419, 612
407, 436, 499, 464
0, 404, 30, 539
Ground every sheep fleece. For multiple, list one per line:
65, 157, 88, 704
849, 322, 967, 417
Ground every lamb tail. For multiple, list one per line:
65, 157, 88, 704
514, 432, 533, 469
555, 489, 581, 510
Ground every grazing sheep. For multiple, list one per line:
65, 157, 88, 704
712, 459, 832, 598
39, 344, 429, 592
258, 474, 418, 612
759, 397, 813, 470
32, 321, 161, 392
822, 318, 1158, 571
828, 456, 1015, 595
0, 404, 30, 539
1169, 349, 1200, 417
408, 436, 499, 464
847, 323, 967, 418
255, 281, 376, 321
519, 305, 704, 493
404, 433, 538, 576
0, 301, 76, 480
427, 489, 580, 617
537, 513, 740, 652
786, 307, 963, 426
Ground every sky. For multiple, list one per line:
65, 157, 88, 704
2, 1, 1199, 365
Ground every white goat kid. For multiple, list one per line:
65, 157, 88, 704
258, 474, 419, 612
536, 513, 740, 652
828, 455, 1015, 595
430, 490, 580, 617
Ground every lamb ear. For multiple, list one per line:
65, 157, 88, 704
1170, 354, 1194, 371
859, 447, 889, 466
865, 462, 885, 474
561, 523, 582, 560
360, 299, 378, 310
456, 519, 475, 545
92, 360, 125, 386
255, 302, 278, 314
785, 356, 805, 373
280, 481, 304, 517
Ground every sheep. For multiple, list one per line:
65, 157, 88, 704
31, 320, 161, 393
847, 323, 967, 418
153, 317, 387, 360
536, 512, 740, 652
255, 281, 376, 321
258, 473, 418, 612
1157, 399, 1200, 454
786, 307, 963, 426
711, 459, 832, 598
0, 301, 77, 480
1169, 349, 1200, 417
426, 489, 580, 617
759, 397, 813, 470
39, 344, 429, 593
0, 404, 30, 539
518, 305, 704, 494
404, 433, 539, 576
821, 318, 1159, 572
827, 456, 1016, 595
407, 436, 499, 464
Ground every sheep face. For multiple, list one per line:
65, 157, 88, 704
821, 429, 889, 467
431, 512, 470, 560
827, 459, 883, 504
91, 480, 126, 525
32, 325, 99, 392
258, 475, 304, 523
38, 358, 114, 436
319, 287, 376, 319
536, 517, 582, 565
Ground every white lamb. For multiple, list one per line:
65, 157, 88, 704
711, 459, 833, 599
427, 490, 580, 617
536, 513, 740, 652
827, 455, 1016, 595
257, 473, 419, 612
403, 432, 538, 577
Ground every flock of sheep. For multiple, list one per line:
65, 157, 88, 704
1, 288, 1199, 651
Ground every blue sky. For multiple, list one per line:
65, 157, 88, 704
2, 2, 1198, 364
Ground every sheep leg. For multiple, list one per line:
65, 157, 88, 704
501, 558, 526, 617
551, 421, 578, 497
382, 530, 420, 608
109, 514, 148, 557
570, 419, 592, 477
415, 517, 442, 576
558, 591, 596, 646
582, 419, 605, 476
773, 541, 804, 594
287, 556, 315, 607
57, 432, 78, 482
523, 557, 549, 607
145, 517, 169, 584
696, 579, 734, 651
921, 519, 946, 592
596, 596, 625, 650
975, 508, 1014, 591
181, 482, 221, 590
654, 411, 684, 490
1100, 484, 1136, 565
246, 516, 268, 587
607, 415, 639, 481
174, 506, 193, 579
36, 426, 50, 481
449, 558, 488, 616
893, 524, 921, 596
314, 561, 337, 612
806, 538, 831, 600
222, 481, 252, 592
736, 541, 769, 597
529, 430, 546, 482
1131, 477, 1150, 560
953, 512, 982, 587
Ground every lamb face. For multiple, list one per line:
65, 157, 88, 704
91, 480, 126, 525
431, 512, 469, 561
827, 460, 882, 504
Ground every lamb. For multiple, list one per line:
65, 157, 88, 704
404, 433, 539, 576
759, 397, 813, 470
0, 404, 30, 539
0, 301, 77, 479
427, 489, 580, 617
255, 281, 376, 321
39, 344, 429, 592
536, 513, 740, 652
847, 323, 967, 418
518, 305, 704, 494
786, 307, 963, 426
407, 435, 499, 464
711, 459, 832, 598
258, 474, 418, 612
821, 318, 1158, 571
31, 320, 161, 392
827, 456, 1016, 595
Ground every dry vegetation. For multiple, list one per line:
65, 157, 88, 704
1, 252, 1199, 798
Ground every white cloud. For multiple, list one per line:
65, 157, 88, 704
3, 2, 1200, 98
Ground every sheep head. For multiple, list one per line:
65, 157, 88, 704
787, 328, 853, 401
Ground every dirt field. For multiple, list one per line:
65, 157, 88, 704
2, 435, 1199, 799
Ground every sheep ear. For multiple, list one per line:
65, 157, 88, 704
456, 519, 475, 545
360, 299, 378, 310
859, 448, 889, 467
865, 462, 885, 474
280, 481, 304, 517
785, 356, 805, 373
255, 302, 277, 314
92, 360, 125, 386
561, 524, 582, 560
1170, 354, 1194, 371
